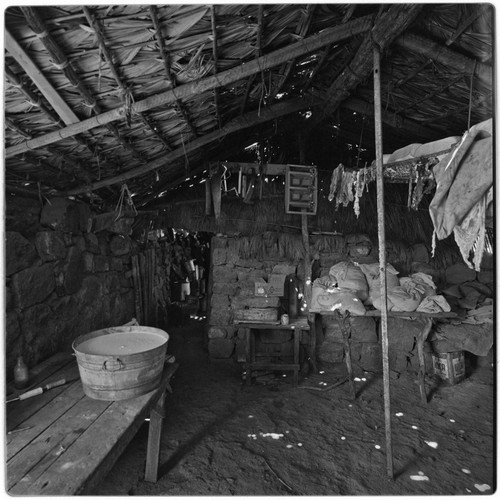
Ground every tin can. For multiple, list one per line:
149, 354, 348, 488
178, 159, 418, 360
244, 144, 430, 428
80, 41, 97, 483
281, 314, 289, 325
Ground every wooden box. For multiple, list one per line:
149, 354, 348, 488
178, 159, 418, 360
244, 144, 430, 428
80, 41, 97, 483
233, 308, 278, 323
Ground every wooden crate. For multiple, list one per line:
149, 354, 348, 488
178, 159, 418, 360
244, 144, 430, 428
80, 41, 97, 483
233, 308, 278, 323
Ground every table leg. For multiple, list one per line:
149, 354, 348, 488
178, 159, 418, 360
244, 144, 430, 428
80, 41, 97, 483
293, 328, 300, 386
308, 313, 317, 373
417, 318, 433, 404
245, 327, 252, 386
337, 311, 356, 400
145, 391, 166, 482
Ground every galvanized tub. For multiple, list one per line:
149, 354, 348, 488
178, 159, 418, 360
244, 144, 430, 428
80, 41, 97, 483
72, 326, 169, 401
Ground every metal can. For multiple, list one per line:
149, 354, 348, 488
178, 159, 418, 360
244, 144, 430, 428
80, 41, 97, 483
281, 314, 289, 325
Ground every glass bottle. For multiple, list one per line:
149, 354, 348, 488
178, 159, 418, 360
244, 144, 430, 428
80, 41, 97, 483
14, 356, 29, 389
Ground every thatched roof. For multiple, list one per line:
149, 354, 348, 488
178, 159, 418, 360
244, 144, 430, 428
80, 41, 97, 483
4, 4, 494, 212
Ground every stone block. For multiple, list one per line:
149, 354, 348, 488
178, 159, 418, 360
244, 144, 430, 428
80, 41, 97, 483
235, 337, 246, 362
35, 231, 67, 262
321, 316, 377, 343
61, 246, 84, 295
72, 235, 86, 252
111, 257, 124, 272
83, 252, 94, 272
12, 263, 55, 309
208, 338, 235, 358
5, 197, 42, 236
208, 326, 227, 339
231, 295, 280, 309
236, 268, 267, 281
271, 264, 297, 276
6, 311, 21, 351
234, 258, 264, 269
212, 248, 227, 266
208, 307, 232, 326
318, 341, 344, 364
212, 265, 237, 283
41, 198, 90, 233
94, 255, 111, 272
358, 343, 382, 372
97, 233, 109, 255
212, 282, 238, 295
19, 303, 59, 366
211, 294, 230, 309
6, 232, 38, 276
110, 234, 131, 256
211, 236, 228, 249
84, 233, 100, 253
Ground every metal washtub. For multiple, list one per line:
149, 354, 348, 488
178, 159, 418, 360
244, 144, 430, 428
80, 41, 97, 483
72, 326, 169, 401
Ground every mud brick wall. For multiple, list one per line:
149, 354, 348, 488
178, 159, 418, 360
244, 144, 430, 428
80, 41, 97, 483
5, 197, 138, 377
205, 232, 461, 374
206, 235, 298, 360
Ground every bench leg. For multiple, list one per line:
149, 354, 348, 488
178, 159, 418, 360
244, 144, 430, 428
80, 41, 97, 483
145, 391, 166, 482
293, 329, 300, 386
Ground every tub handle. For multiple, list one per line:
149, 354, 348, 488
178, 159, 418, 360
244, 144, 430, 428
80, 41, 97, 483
102, 358, 124, 372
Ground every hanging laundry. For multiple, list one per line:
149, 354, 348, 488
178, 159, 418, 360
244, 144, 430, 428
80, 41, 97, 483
328, 163, 344, 203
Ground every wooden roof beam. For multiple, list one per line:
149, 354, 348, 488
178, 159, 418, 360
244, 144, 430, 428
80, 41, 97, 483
310, 4, 423, 127
210, 5, 222, 128
21, 7, 144, 162
82, 6, 172, 152
269, 4, 315, 100
240, 4, 264, 115
149, 5, 198, 138
66, 94, 321, 195
6, 14, 373, 158
393, 32, 492, 88
341, 97, 438, 140
445, 5, 490, 47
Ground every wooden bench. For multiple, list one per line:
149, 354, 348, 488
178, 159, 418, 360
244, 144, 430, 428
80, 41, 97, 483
6, 352, 178, 495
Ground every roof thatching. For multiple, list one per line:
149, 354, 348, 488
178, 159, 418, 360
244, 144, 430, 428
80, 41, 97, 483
4, 4, 494, 213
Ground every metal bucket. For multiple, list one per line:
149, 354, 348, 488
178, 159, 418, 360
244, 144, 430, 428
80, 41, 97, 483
72, 326, 169, 401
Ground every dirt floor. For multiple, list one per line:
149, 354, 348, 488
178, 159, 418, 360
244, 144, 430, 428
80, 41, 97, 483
92, 317, 496, 496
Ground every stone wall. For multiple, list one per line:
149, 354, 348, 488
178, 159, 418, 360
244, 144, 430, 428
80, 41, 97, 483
5, 197, 138, 377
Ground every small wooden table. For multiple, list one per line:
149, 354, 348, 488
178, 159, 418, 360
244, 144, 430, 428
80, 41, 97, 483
6, 352, 178, 495
236, 320, 310, 386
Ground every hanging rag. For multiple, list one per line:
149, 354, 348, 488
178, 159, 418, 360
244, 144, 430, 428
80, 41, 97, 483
453, 186, 493, 271
428, 119, 492, 240
328, 163, 344, 203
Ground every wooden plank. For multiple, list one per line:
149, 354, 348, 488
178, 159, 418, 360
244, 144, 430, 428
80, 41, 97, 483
4, 29, 80, 126
7, 377, 85, 460
248, 363, 300, 371
8, 363, 178, 495
8, 394, 112, 492
6, 15, 373, 159
7, 356, 78, 429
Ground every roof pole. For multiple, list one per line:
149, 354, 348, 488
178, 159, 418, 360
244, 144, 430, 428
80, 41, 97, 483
373, 45, 394, 480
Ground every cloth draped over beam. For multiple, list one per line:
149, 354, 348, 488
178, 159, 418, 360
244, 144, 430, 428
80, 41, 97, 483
428, 118, 493, 271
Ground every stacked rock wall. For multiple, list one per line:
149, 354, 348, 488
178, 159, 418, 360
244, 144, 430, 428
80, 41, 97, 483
5, 197, 137, 377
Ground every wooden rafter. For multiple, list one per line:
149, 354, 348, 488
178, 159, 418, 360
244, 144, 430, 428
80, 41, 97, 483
393, 32, 492, 87
4, 65, 122, 180
149, 5, 198, 138
445, 5, 490, 47
341, 97, 438, 139
82, 6, 172, 152
6, 14, 374, 159
269, 4, 315, 100
240, 4, 264, 115
310, 4, 423, 127
20, 6, 144, 162
4, 28, 79, 126
66, 94, 321, 195
210, 5, 222, 128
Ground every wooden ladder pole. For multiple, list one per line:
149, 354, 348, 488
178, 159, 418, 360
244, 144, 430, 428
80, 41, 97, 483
373, 45, 394, 480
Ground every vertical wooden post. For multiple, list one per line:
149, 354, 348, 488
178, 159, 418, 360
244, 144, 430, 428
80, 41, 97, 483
337, 311, 356, 400
373, 46, 394, 480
